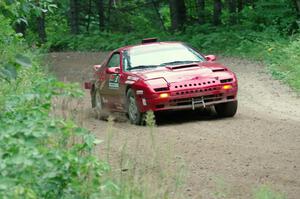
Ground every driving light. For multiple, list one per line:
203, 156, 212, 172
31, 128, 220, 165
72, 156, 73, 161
136, 90, 144, 95
159, 93, 169, 98
222, 85, 233, 90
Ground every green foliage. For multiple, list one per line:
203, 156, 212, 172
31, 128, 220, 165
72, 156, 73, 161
0, 0, 57, 24
45, 31, 143, 51
265, 36, 300, 91
0, 12, 112, 199
0, 14, 29, 81
254, 186, 286, 199
240, 0, 296, 34
0, 65, 109, 198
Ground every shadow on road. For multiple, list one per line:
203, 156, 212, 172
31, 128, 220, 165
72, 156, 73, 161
154, 108, 220, 126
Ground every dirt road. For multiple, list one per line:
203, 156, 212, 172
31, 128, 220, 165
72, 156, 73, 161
47, 52, 300, 199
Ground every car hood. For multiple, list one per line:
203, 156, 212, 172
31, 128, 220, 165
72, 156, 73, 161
132, 62, 234, 83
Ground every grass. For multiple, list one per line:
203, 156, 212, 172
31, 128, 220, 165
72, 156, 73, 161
101, 112, 186, 199
52, 95, 187, 198
254, 186, 286, 199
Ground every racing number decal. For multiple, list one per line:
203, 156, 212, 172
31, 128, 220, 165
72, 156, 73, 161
108, 74, 120, 89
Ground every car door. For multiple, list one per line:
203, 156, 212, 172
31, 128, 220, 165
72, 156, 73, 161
100, 52, 123, 111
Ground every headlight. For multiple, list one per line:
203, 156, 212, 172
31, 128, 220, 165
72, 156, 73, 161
146, 78, 168, 88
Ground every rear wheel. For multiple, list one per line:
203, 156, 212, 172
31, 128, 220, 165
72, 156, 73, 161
94, 89, 107, 120
127, 89, 144, 125
91, 86, 96, 108
214, 101, 238, 117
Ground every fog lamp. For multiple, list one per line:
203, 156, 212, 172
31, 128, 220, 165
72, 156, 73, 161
222, 85, 233, 90
159, 93, 169, 98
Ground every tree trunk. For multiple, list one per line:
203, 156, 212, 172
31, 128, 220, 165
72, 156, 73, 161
213, 0, 222, 26
37, 12, 47, 43
152, 0, 167, 31
15, 21, 26, 36
169, 0, 187, 30
228, 0, 237, 24
293, 0, 300, 15
245, 0, 254, 7
86, 0, 92, 32
70, 0, 80, 34
237, 0, 243, 12
97, 0, 105, 31
107, 0, 113, 26
197, 0, 205, 24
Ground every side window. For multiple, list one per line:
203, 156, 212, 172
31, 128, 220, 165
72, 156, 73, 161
107, 53, 120, 68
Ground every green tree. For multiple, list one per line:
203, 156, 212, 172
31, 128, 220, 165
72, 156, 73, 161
197, 0, 205, 24
169, 0, 187, 30
69, 0, 80, 34
213, 0, 222, 25
227, 0, 237, 24
97, 0, 105, 31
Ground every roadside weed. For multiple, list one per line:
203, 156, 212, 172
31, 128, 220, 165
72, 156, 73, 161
254, 185, 286, 199
98, 111, 186, 199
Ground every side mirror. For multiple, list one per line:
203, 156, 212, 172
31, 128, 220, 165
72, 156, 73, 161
93, 65, 101, 71
106, 67, 120, 74
205, 55, 216, 62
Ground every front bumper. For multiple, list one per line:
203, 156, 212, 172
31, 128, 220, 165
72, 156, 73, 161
137, 82, 237, 112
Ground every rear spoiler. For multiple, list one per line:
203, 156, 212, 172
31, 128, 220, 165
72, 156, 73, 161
142, 38, 158, 44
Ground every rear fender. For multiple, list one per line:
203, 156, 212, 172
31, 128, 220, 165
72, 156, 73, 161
84, 81, 93, 89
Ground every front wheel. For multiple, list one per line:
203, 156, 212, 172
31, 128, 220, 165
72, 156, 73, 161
126, 89, 144, 125
214, 101, 238, 117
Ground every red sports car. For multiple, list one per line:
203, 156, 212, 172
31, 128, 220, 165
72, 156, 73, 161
85, 38, 238, 125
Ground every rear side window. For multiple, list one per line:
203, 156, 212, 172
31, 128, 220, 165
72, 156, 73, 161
107, 53, 120, 68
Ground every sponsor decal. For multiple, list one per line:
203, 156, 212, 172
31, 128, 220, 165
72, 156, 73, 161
109, 74, 120, 89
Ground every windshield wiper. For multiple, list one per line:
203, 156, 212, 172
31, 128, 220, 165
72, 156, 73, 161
160, 60, 200, 66
128, 65, 159, 71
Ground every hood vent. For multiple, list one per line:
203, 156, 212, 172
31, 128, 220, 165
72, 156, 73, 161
167, 64, 199, 70
154, 87, 169, 92
220, 78, 233, 83
212, 68, 227, 72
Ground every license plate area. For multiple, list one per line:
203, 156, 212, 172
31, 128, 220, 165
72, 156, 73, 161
192, 97, 205, 110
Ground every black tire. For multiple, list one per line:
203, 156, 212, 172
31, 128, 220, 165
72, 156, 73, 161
91, 86, 96, 108
94, 89, 107, 120
214, 101, 238, 117
126, 89, 144, 125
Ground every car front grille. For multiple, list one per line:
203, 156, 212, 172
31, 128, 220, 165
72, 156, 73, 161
172, 86, 220, 96
169, 94, 223, 106
154, 87, 169, 92
173, 80, 217, 89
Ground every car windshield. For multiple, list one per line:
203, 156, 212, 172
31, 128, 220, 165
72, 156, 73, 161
123, 43, 205, 71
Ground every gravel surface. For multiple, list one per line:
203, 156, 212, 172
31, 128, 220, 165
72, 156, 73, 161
47, 52, 300, 199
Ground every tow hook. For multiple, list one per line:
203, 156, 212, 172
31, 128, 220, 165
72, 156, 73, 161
192, 96, 205, 110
